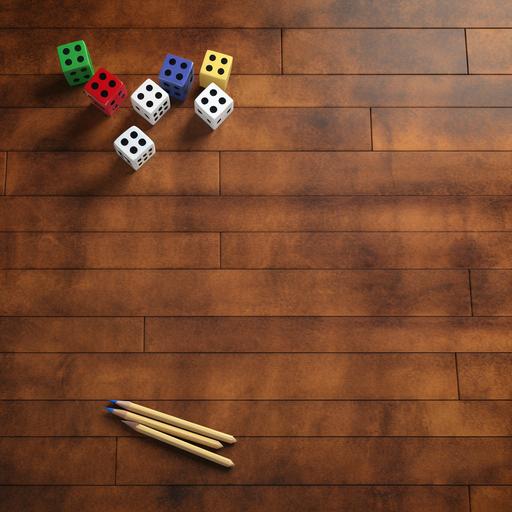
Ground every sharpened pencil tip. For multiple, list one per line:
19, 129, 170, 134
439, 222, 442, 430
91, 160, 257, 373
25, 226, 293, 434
105, 407, 114, 413
109, 400, 118, 404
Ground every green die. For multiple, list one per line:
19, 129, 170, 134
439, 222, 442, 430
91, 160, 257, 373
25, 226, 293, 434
57, 40, 94, 86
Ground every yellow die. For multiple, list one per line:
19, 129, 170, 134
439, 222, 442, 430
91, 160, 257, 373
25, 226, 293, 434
199, 50, 233, 90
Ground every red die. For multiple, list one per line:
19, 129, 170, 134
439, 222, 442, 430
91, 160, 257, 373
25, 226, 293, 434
84, 68, 127, 116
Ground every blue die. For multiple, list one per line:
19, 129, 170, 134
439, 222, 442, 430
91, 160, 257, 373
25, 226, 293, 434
158, 53, 194, 101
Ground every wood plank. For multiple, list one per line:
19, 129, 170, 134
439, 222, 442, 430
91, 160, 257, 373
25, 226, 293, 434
471, 270, 512, 315
467, 30, 512, 73
0, 354, 457, 399
5, 75, 512, 108
0, 108, 370, 151
0, 317, 143, 352
283, 29, 467, 74
373, 108, 512, 150
7, 152, 219, 195
1, 196, 511, 232
117, 437, 512, 484
0, 485, 470, 512
2, 0, 511, 28
471, 487, 512, 512
0, 152, 4, 194
145, 317, 512, 352
220, 151, 512, 196
2, 400, 511, 437
459, 354, 512, 400
221, 233, 512, 269
0, 438, 115, 484
0, 29, 280, 74
0, 270, 470, 316
0, 233, 220, 269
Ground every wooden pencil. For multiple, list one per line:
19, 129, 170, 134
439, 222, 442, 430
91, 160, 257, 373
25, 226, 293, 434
111, 400, 236, 444
106, 407, 223, 449
123, 421, 235, 468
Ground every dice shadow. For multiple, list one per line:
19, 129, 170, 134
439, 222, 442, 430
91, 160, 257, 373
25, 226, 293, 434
33, 75, 87, 107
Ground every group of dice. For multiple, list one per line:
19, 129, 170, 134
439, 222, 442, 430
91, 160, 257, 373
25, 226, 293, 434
56, 40, 234, 170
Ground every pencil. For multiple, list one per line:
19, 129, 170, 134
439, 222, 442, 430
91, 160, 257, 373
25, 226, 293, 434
123, 421, 234, 468
111, 400, 236, 444
106, 407, 223, 449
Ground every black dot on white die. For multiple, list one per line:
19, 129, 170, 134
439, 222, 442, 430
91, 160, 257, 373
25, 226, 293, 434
209, 88, 217, 96
100, 90, 108, 97
218, 68, 225, 75
169, 58, 176, 65
109, 80, 116, 87
130, 131, 138, 139
209, 54, 216, 61
201, 97, 208, 104
155, 92, 162, 99
77, 56, 84, 63
130, 147, 138, 154
146, 83, 153, 91
138, 139, 147, 146
221, 57, 228, 64
99, 72, 107, 80
74, 44, 81, 51
219, 97, 226, 104
164, 69, 171, 76
206, 65, 213, 72
63, 47, 70, 55
91, 82, 99, 89
137, 93, 144, 100
121, 138, 128, 146
147, 101, 153, 107
210, 106, 217, 113
180, 62, 187, 69
65, 58, 72, 65
176, 73, 183, 80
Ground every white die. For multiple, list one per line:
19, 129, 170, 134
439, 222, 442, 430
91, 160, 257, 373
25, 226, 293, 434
113, 125, 155, 171
130, 78, 170, 125
194, 83, 234, 130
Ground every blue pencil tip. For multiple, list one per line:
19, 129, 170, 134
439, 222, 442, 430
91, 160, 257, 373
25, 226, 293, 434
109, 400, 118, 404
105, 407, 114, 413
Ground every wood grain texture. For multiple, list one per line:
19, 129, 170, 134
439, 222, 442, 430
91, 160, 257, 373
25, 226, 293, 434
0, 233, 220, 269
2, 400, 511, 437
0, 317, 143, 352
0, 29, 280, 74
0, 438, 115, 484
0, 152, 5, 194
373, 108, 512, 150
459, 354, 512, 400
471, 487, 512, 512
471, 270, 512, 315
0, 354, 457, 399
0, 270, 470, 316
0, 108, 370, 151
4, 75, 512, 108
467, 30, 512, 74
146, 317, 512, 352
6, 152, 219, 195
1, 196, 511, 231
221, 233, 512, 269
220, 151, 512, 196
117, 437, 512, 484
283, 29, 467, 74
2, 0, 512, 28
0, 486, 470, 512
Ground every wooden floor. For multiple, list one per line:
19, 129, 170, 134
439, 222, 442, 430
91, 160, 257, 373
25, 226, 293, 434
1, 1, 512, 511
